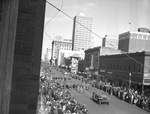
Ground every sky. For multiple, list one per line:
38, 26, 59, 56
42, 0, 150, 59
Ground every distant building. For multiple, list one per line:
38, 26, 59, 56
51, 40, 72, 62
84, 46, 121, 79
44, 48, 51, 62
58, 50, 84, 66
118, 31, 150, 53
99, 51, 150, 87
72, 13, 93, 51
58, 50, 85, 74
102, 35, 118, 49
63, 39, 72, 42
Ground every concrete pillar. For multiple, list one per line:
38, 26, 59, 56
0, 0, 46, 114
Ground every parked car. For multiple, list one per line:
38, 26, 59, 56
92, 92, 110, 105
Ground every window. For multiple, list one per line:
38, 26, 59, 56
110, 63, 112, 69
120, 63, 122, 70
128, 63, 131, 72
133, 63, 136, 72
124, 63, 126, 71
116, 63, 119, 70
137, 64, 141, 73
113, 63, 115, 70
106, 63, 109, 69
102, 63, 105, 69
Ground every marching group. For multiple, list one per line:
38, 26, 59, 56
38, 75, 89, 114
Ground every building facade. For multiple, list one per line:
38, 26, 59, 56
99, 51, 150, 87
84, 46, 121, 79
102, 35, 118, 49
118, 31, 150, 53
84, 47, 100, 76
44, 48, 51, 62
58, 50, 84, 66
72, 14, 92, 51
51, 40, 72, 61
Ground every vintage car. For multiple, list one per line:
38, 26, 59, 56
92, 92, 109, 105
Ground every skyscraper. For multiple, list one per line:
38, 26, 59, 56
72, 13, 92, 51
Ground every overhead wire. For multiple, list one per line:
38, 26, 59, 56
46, 0, 150, 70
44, 0, 63, 40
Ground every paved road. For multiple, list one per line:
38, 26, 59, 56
69, 88, 149, 114
51, 68, 150, 114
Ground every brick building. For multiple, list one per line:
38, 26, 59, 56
84, 47, 100, 77
99, 51, 150, 89
0, 0, 46, 114
118, 31, 150, 53
84, 46, 121, 79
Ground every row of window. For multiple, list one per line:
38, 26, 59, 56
131, 34, 150, 40
99, 62, 142, 73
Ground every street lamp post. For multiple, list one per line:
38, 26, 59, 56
129, 73, 131, 89
63, 72, 67, 101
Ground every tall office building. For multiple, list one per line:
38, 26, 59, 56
102, 35, 118, 49
118, 30, 150, 53
72, 13, 92, 51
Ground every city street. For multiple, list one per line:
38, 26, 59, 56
51, 67, 150, 114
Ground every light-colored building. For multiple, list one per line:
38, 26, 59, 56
51, 39, 72, 61
58, 50, 85, 66
102, 35, 118, 49
72, 13, 93, 51
58, 50, 85, 74
44, 48, 51, 62
118, 30, 150, 53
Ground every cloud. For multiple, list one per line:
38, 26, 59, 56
45, 1, 96, 23
61, 1, 96, 16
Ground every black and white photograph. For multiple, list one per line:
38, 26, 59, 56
0, 0, 150, 114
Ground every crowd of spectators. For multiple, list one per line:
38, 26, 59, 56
90, 80, 150, 112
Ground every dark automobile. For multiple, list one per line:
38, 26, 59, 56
92, 92, 109, 105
